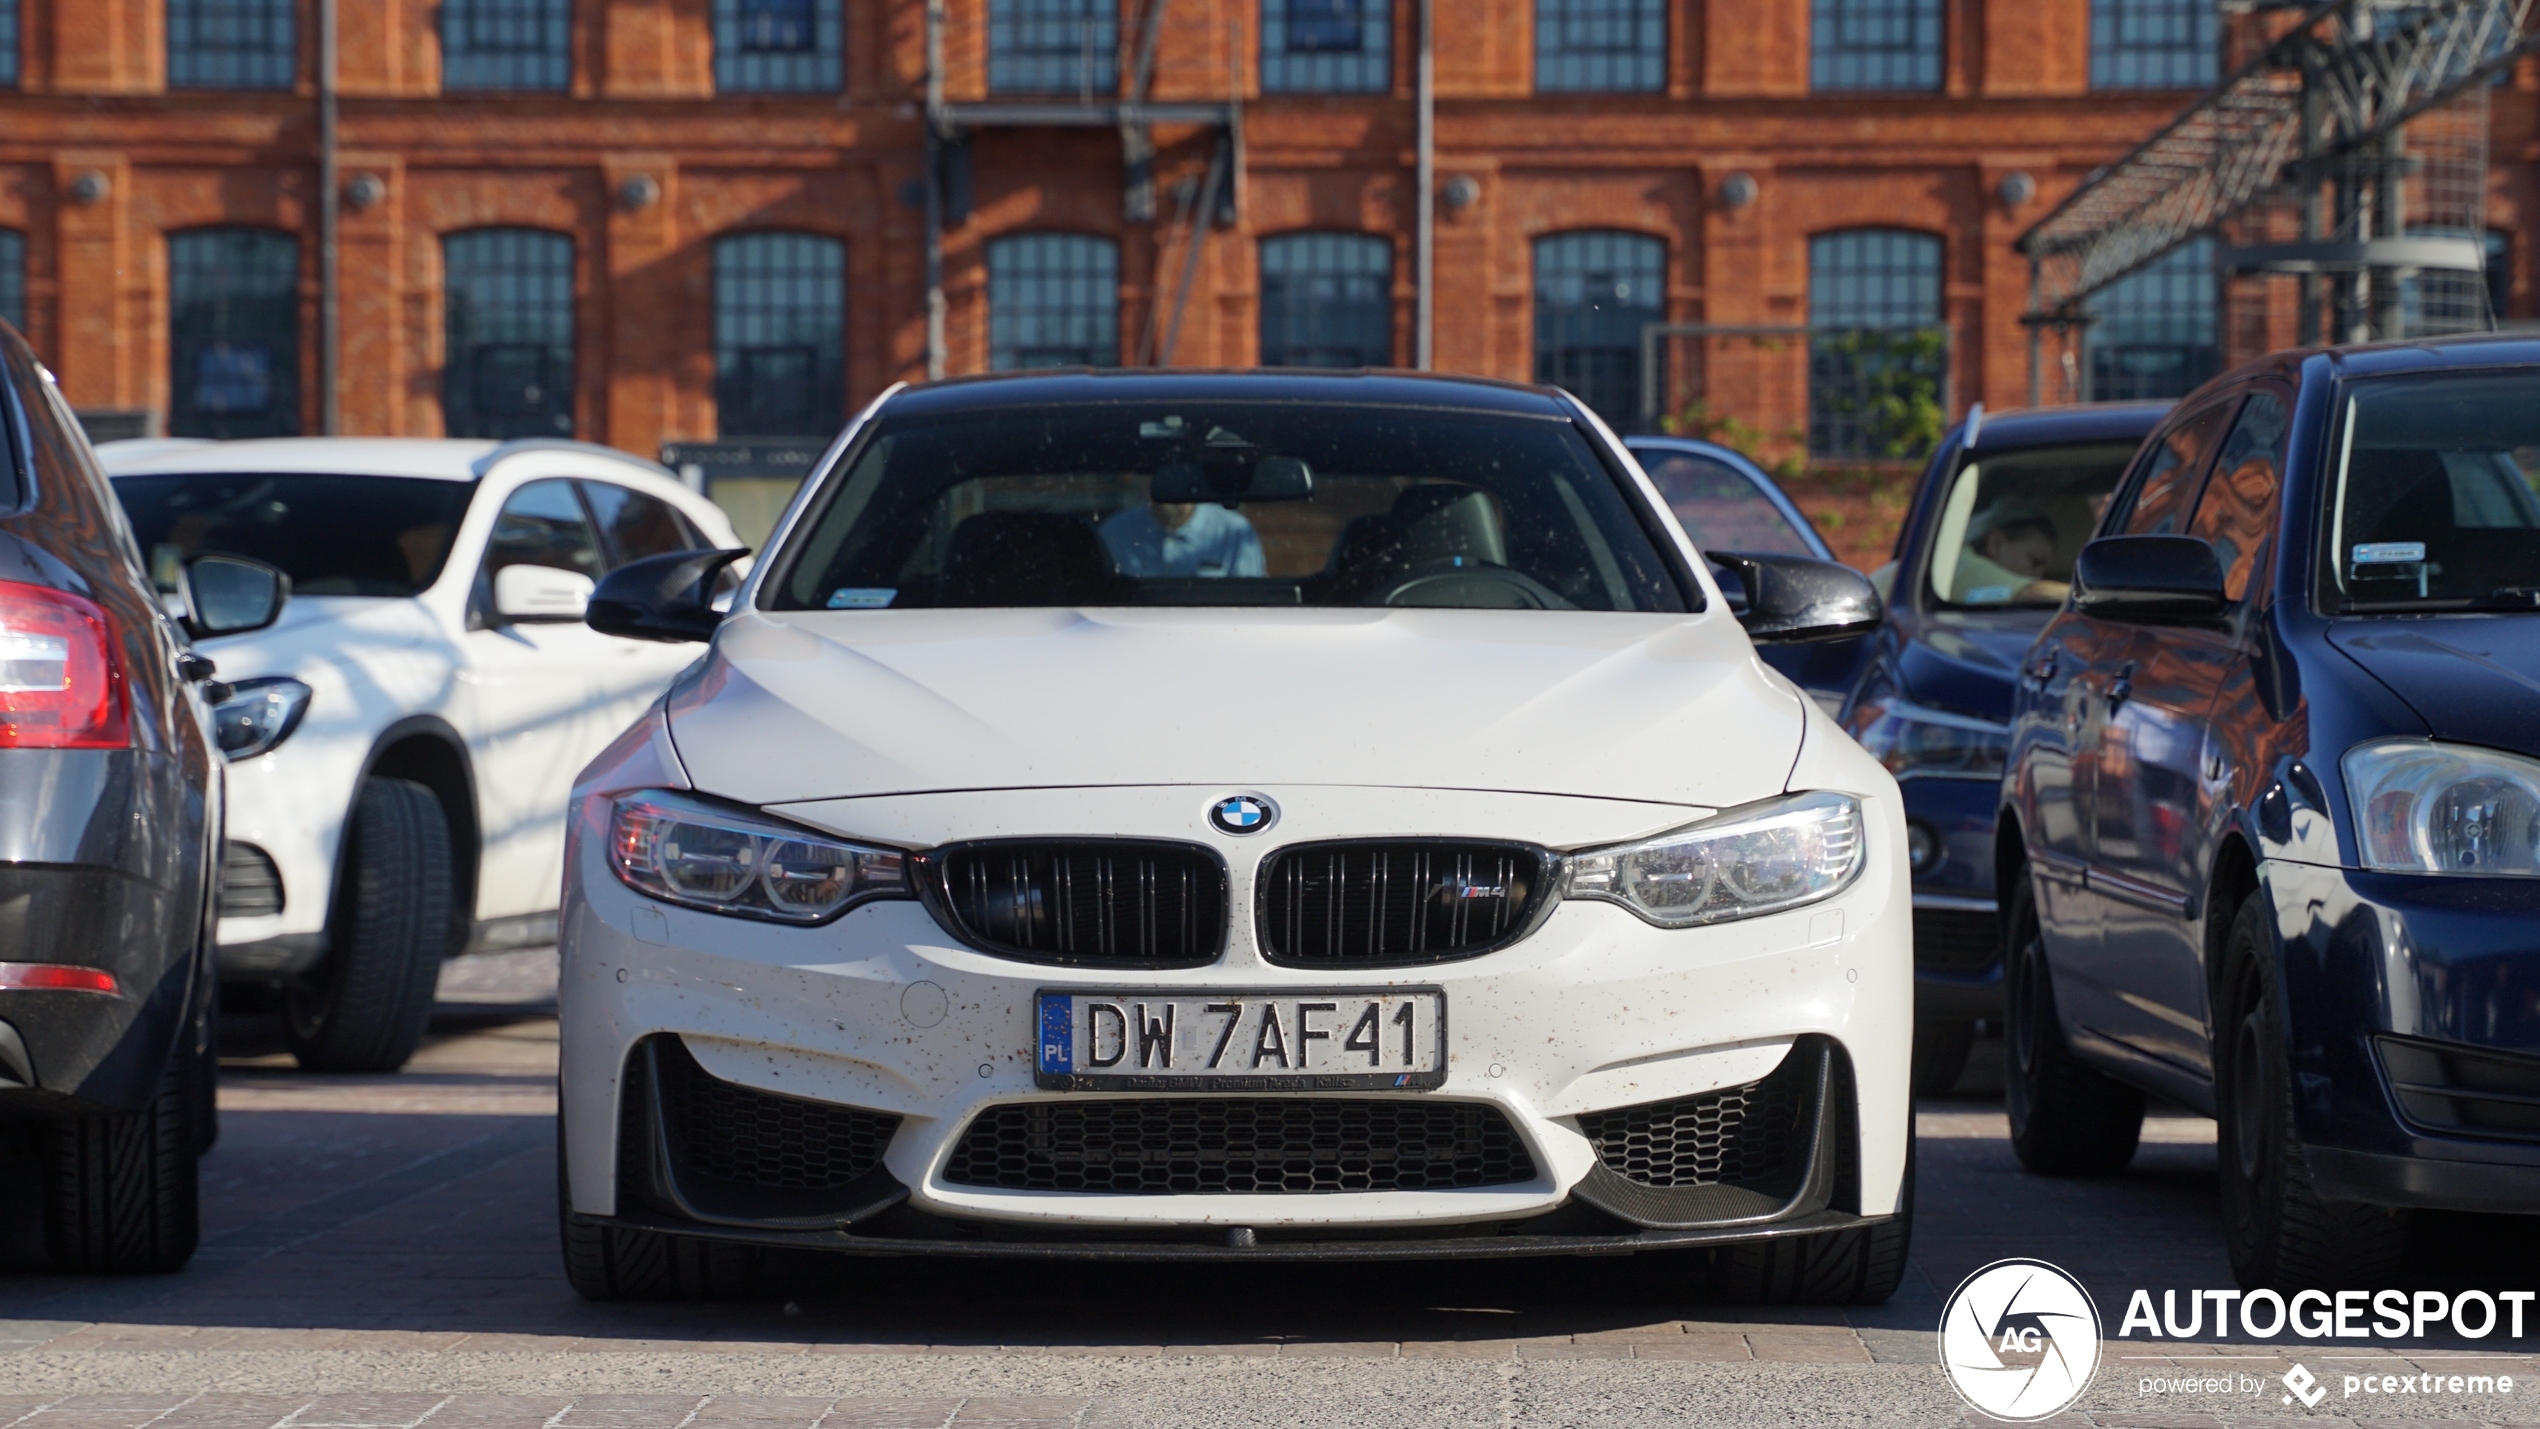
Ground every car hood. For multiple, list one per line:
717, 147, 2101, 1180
1893, 607, 2052, 724
2328, 618, 2540, 759
197, 595, 436, 681
666, 607, 1805, 810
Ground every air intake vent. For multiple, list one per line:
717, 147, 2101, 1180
943, 1098, 1536, 1193
2377, 1035, 2540, 1142
649, 1035, 899, 1192
220, 842, 284, 919
1911, 905, 1999, 973
1256, 840, 1553, 967
1577, 1048, 1815, 1190
921, 840, 1225, 968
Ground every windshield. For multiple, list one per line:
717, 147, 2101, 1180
2329, 372, 2540, 613
1924, 441, 2140, 608
115, 473, 475, 598
1635, 448, 1820, 558
770, 403, 1688, 612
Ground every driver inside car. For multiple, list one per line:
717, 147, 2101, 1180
1099, 496, 1267, 578
1952, 499, 2068, 605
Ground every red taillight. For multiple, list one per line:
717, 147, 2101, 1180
0, 581, 129, 750
0, 963, 119, 993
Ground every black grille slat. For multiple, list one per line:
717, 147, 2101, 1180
219, 841, 284, 919
1577, 1054, 1813, 1190
943, 1099, 1536, 1193
1912, 906, 1999, 973
1260, 840, 1548, 967
931, 840, 1223, 968
652, 1038, 899, 1191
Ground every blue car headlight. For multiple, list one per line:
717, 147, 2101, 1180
1848, 697, 2009, 782
2345, 739, 2540, 877
211, 676, 311, 760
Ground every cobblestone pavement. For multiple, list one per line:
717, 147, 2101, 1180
2, 953, 2538, 1426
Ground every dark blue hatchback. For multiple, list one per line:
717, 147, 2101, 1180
1835, 402, 2171, 1093
2000, 336, 2540, 1291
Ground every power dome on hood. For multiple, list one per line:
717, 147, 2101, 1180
665, 607, 1806, 809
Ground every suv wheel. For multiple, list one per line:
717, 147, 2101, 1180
285, 778, 454, 1073
2004, 872, 2144, 1175
2215, 892, 2407, 1290
558, 1137, 761, 1302
1716, 1139, 1915, 1305
45, 1035, 201, 1274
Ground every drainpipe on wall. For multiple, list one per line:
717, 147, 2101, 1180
1415, 0, 1433, 369
924, 0, 947, 382
318, 0, 340, 432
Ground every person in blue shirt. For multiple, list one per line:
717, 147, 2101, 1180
1099, 500, 1266, 578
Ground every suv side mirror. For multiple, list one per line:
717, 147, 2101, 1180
493, 564, 595, 621
586, 548, 751, 644
2074, 535, 2226, 622
183, 555, 290, 638
1708, 552, 1881, 644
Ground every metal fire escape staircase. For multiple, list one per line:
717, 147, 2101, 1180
922, 0, 1241, 376
2017, 0, 2539, 399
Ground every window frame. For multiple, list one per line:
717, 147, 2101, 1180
166, 0, 299, 90
1262, 0, 1392, 94
986, 232, 1122, 372
1811, 0, 1944, 94
1533, 0, 1666, 95
1806, 227, 1948, 460
441, 227, 579, 440
987, 0, 1118, 95
713, 0, 842, 93
167, 226, 304, 441
713, 230, 848, 437
2088, 0, 2219, 91
1258, 230, 1395, 369
440, 0, 573, 92
1531, 228, 1668, 432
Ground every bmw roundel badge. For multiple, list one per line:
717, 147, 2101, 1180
1209, 794, 1277, 836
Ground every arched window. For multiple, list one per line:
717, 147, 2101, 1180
168, 0, 297, 88
989, 0, 1114, 95
1532, 230, 1664, 427
714, 0, 840, 93
714, 232, 846, 436
1812, 0, 1942, 92
443, 229, 575, 439
442, 0, 570, 91
1260, 233, 1392, 368
1808, 228, 1944, 458
987, 234, 1118, 371
0, 229, 23, 336
2086, 238, 2218, 402
169, 229, 300, 439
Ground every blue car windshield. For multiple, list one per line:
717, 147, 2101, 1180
768, 403, 1689, 612
2332, 372, 2540, 612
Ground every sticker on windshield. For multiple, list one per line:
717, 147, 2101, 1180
826, 588, 897, 609
2352, 542, 2426, 565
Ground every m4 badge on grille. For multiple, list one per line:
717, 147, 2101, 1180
1034, 988, 1447, 1092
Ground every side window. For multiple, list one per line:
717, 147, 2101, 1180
580, 481, 696, 568
2190, 391, 2288, 604
483, 479, 603, 586
2117, 399, 2237, 536
1637, 451, 1819, 558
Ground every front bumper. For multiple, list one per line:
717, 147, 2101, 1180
1900, 776, 2003, 1022
2268, 859, 2540, 1210
558, 783, 1913, 1254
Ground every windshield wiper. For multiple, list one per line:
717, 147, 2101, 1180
2465, 586, 2540, 612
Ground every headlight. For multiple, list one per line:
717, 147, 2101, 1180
2345, 739, 2540, 877
211, 677, 311, 759
608, 790, 911, 923
1566, 790, 1866, 928
1847, 696, 2008, 781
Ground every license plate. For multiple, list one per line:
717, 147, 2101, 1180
1034, 989, 1447, 1091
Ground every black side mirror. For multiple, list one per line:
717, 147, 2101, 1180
586, 548, 751, 644
182, 555, 290, 638
1708, 552, 1881, 644
2073, 535, 2226, 622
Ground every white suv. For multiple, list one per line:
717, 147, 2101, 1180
101, 438, 743, 1072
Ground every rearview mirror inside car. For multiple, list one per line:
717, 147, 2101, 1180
1150, 454, 1314, 504
1708, 552, 1881, 644
2073, 535, 2227, 622
182, 555, 291, 639
586, 548, 751, 643
494, 564, 596, 622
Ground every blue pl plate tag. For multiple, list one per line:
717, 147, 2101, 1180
1038, 995, 1072, 1075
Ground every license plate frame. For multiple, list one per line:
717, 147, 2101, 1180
1033, 987, 1448, 1092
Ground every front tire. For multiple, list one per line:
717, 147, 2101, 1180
46, 1040, 201, 1274
285, 778, 454, 1073
1715, 1139, 1915, 1305
558, 1129, 761, 1302
2003, 871, 2144, 1176
2214, 892, 2407, 1291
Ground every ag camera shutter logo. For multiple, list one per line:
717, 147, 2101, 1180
1940, 1258, 2103, 1421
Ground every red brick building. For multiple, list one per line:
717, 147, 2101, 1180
0, 0, 2530, 484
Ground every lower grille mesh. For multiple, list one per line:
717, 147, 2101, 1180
652, 1037, 899, 1191
1912, 906, 1999, 974
943, 1099, 1537, 1193
1577, 1051, 1813, 1189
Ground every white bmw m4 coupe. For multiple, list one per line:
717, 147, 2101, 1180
556, 370, 1915, 1303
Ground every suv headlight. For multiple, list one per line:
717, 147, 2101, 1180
1847, 696, 2008, 781
608, 790, 911, 923
211, 676, 311, 760
2345, 739, 2540, 877
1566, 790, 1866, 928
